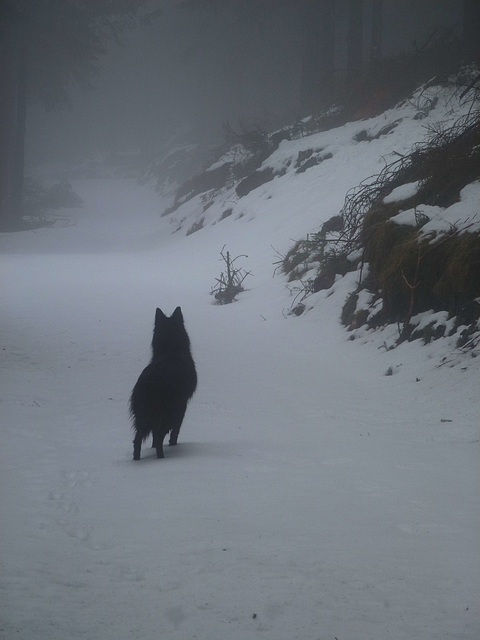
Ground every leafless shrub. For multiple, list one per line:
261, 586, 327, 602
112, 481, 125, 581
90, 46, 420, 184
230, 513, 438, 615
211, 245, 252, 305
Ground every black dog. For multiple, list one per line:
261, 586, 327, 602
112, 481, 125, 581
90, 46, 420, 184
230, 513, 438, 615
130, 307, 197, 460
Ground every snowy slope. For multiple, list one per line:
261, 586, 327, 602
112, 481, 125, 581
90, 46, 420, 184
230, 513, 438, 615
166, 82, 479, 240
1, 85, 479, 640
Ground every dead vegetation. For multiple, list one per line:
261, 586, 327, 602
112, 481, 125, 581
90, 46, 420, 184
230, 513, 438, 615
283, 74, 480, 348
211, 246, 252, 305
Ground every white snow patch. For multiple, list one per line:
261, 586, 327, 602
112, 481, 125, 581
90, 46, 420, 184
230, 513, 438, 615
390, 204, 442, 227
383, 180, 421, 203
420, 180, 480, 236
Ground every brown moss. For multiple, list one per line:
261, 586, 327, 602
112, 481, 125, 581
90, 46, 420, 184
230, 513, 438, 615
432, 232, 480, 310
363, 216, 480, 322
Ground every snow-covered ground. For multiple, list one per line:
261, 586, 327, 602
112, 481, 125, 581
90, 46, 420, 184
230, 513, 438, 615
1, 86, 479, 640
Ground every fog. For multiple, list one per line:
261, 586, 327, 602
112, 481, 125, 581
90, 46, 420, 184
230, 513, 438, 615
25, 0, 463, 172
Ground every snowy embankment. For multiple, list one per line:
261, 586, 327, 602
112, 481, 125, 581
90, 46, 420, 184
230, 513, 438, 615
1, 85, 479, 640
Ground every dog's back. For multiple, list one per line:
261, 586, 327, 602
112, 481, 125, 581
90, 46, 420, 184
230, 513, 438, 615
131, 307, 197, 460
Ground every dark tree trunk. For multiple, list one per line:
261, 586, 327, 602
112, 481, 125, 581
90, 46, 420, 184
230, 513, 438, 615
0, 43, 27, 231
300, 0, 335, 114
346, 0, 363, 86
463, 0, 480, 62
12, 48, 27, 224
370, 0, 383, 71
0, 46, 16, 230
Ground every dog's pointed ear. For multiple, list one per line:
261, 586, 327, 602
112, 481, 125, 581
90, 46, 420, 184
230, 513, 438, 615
171, 306, 184, 322
155, 308, 167, 323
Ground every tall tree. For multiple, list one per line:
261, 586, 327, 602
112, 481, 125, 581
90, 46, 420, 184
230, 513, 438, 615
346, 0, 363, 86
300, 0, 335, 115
463, 0, 480, 63
0, 0, 146, 231
370, 0, 383, 70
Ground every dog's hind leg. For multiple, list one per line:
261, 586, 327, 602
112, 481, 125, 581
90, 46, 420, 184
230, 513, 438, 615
152, 424, 166, 458
133, 418, 153, 460
168, 401, 188, 446
133, 431, 143, 461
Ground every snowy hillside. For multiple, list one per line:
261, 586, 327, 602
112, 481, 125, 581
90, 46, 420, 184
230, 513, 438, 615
165, 80, 477, 238
164, 76, 480, 362
0, 80, 479, 640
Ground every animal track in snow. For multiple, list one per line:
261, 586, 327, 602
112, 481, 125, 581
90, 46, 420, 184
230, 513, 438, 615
61, 469, 92, 488
46, 469, 96, 547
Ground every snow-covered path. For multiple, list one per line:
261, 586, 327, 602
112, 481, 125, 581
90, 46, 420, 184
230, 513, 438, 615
1, 178, 478, 640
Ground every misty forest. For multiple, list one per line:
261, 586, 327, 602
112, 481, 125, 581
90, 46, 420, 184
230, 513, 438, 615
1, 1, 479, 639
